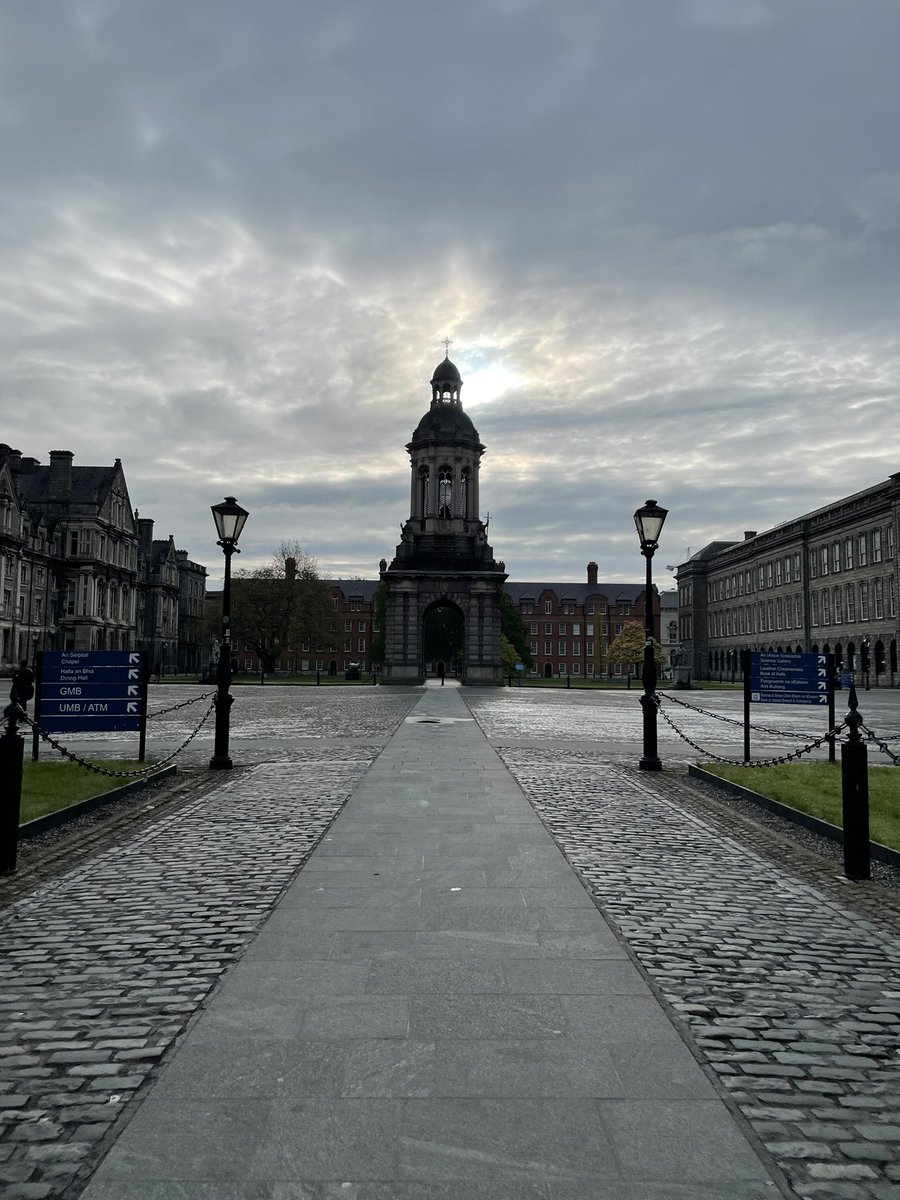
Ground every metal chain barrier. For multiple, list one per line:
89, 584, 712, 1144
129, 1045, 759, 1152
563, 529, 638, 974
860, 722, 900, 766
23, 699, 216, 779
146, 690, 216, 721
658, 690, 812, 741
656, 694, 846, 767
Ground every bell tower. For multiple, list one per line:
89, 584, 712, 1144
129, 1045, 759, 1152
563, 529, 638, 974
381, 354, 507, 684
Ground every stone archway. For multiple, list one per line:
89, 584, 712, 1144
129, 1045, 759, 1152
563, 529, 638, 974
422, 598, 465, 678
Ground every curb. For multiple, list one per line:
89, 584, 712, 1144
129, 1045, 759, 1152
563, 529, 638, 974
19, 765, 178, 840
688, 764, 900, 870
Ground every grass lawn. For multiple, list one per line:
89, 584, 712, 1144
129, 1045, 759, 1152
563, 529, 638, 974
702, 760, 900, 850
21, 760, 154, 824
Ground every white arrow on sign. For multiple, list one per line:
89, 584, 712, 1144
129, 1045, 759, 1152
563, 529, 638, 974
129, 653, 140, 663
818, 681, 827, 690
818, 668, 827, 677
128, 669, 140, 680
127, 702, 138, 713
127, 685, 139, 696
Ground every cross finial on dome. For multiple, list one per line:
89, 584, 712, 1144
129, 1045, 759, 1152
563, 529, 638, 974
442, 336, 452, 358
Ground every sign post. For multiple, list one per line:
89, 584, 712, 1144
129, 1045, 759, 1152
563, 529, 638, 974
34, 651, 149, 760
743, 651, 835, 762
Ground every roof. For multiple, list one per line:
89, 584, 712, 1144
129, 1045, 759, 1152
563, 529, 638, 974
329, 578, 381, 602
410, 404, 481, 446
431, 356, 462, 384
503, 581, 647, 604
19, 464, 119, 506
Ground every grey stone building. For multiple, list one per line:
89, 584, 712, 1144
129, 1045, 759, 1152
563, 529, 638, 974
0, 444, 207, 677
381, 355, 506, 685
677, 473, 900, 684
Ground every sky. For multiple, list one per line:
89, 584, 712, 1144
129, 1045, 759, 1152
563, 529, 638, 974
3, 1, 899, 590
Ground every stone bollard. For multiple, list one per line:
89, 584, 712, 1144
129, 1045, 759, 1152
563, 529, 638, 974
841, 682, 870, 880
0, 702, 26, 874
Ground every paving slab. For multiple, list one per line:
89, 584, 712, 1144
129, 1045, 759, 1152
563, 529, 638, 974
80, 686, 779, 1198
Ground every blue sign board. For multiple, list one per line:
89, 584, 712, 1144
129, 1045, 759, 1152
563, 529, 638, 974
749, 651, 829, 705
39, 651, 144, 732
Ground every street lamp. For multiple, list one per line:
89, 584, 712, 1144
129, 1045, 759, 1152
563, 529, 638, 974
634, 499, 668, 771
209, 496, 249, 769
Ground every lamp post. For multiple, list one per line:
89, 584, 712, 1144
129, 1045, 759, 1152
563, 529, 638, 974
634, 499, 668, 771
209, 496, 249, 769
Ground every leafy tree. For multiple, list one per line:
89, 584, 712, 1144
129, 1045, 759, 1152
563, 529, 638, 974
500, 634, 520, 677
606, 621, 665, 677
231, 541, 332, 676
369, 582, 387, 665
500, 594, 534, 671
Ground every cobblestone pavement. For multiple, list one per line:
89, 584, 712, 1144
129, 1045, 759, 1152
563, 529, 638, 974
6, 684, 900, 1198
472, 687, 900, 766
463, 685, 900, 1200
1, 688, 420, 1200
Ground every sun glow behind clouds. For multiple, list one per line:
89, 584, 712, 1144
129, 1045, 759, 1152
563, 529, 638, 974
463, 362, 518, 407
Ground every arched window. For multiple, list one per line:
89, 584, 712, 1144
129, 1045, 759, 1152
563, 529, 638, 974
438, 467, 452, 519
419, 467, 430, 517
460, 468, 469, 519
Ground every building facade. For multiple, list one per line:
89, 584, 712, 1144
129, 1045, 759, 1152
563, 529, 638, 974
381, 355, 506, 685
504, 562, 655, 679
677, 473, 900, 684
0, 444, 206, 676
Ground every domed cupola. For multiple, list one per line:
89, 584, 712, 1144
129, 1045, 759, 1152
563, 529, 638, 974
430, 355, 463, 405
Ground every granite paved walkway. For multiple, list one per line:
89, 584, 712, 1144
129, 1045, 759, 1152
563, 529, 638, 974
79, 685, 781, 1200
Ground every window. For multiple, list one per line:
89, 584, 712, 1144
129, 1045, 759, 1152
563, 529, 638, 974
358, 620, 366, 631
758, 566, 765, 589
558, 664, 567, 676
859, 580, 869, 621
571, 663, 581, 675
331, 595, 338, 609
586, 641, 594, 656
358, 637, 366, 653
846, 584, 855, 623
891, 576, 897, 619
530, 641, 538, 654
831, 543, 840, 574
874, 578, 884, 619
833, 587, 842, 624
774, 561, 782, 586
558, 641, 566, 656
889, 525, 896, 560
344, 640, 351, 652
350, 597, 362, 612
438, 466, 452, 518
873, 529, 883, 563
572, 642, 580, 656
530, 622, 537, 635
544, 600, 553, 614
822, 590, 831, 625
844, 538, 853, 570
521, 601, 533, 615
545, 622, 553, 635
572, 623, 580, 636
858, 534, 868, 566
784, 557, 791, 584
775, 599, 783, 629
614, 623, 621, 634
544, 641, 552, 656
820, 546, 828, 577
809, 552, 817, 579
811, 593, 819, 626
558, 623, 566, 635
586, 663, 594, 676
586, 623, 594, 637
563, 603, 574, 615
69, 532, 79, 556
587, 603, 595, 615
344, 620, 352, 632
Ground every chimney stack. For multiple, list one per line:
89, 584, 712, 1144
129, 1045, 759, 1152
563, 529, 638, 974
587, 561, 598, 587
744, 531, 757, 541
49, 450, 74, 497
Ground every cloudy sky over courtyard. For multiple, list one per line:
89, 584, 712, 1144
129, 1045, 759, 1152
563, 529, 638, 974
3, 0, 898, 588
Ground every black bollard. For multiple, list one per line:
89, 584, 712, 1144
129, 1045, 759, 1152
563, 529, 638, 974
0, 703, 26, 874
316, 669, 320, 686
841, 683, 870, 880
566, 674, 571, 689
